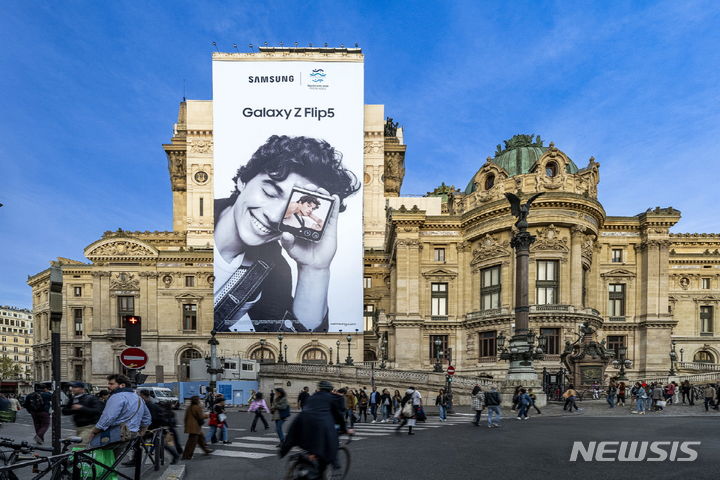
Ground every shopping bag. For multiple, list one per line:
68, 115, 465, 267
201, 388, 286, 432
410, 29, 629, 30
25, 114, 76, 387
0, 410, 17, 423
73, 447, 118, 480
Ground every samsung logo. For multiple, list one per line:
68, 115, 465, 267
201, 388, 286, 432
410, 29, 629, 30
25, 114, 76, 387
569, 441, 701, 462
248, 75, 295, 84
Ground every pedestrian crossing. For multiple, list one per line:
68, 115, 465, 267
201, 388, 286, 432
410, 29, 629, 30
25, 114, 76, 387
208, 415, 471, 460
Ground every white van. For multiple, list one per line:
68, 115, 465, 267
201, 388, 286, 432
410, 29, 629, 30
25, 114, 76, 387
141, 387, 180, 409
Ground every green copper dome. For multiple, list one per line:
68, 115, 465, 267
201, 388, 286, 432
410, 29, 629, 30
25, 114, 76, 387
464, 134, 579, 194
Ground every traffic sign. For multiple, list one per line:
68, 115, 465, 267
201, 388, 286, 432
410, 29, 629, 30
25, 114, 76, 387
447, 365, 456, 375
119, 347, 148, 369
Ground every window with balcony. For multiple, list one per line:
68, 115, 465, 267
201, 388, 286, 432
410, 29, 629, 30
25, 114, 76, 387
434, 248, 446, 263
536, 260, 559, 305
540, 328, 560, 355
183, 304, 197, 331
608, 284, 625, 318
481, 265, 501, 311
700, 306, 714, 335
431, 283, 448, 317
478, 331, 496, 358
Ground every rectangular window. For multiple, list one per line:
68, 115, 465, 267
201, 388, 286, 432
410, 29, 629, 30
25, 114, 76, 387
540, 328, 561, 355
363, 276, 372, 289
117, 296, 134, 327
700, 306, 714, 334
74, 365, 83, 381
611, 249, 623, 263
701, 278, 710, 290
608, 284, 625, 317
478, 331, 496, 358
74, 347, 83, 357
74, 286, 82, 297
434, 248, 446, 263
429, 335, 448, 361
73, 309, 83, 337
431, 283, 448, 316
606, 335, 625, 354
183, 303, 197, 331
536, 260, 559, 305
363, 304, 375, 332
199, 197, 204, 217
185, 276, 195, 287
481, 265, 501, 311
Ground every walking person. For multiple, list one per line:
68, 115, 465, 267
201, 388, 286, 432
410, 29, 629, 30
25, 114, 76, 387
24, 384, 52, 444
703, 383, 717, 412
435, 388, 448, 422
248, 392, 270, 431
528, 388, 541, 415
270, 387, 291, 446
606, 381, 617, 408
630, 382, 639, 407
343, 388, 357, 426
368, 386, 381, 423
297, 386, 310, 410
617, 382, 626, 407
652, 384, 665, 411
681, 380, 692, 405
380, 388, 392, 423
207, 395, 230, 445
392, 390, 402, 424
633, 382, 647, 415
563, 385, 580, 412
61, 381, 103, 446
485, 386, 502, 428
139, 389, 181, 464
182, 395, 213, 459
516, 388, 531, 420
511, 386, 522, 411
396, 387, 421, 435
357, 389, 368, 423
471, 385, 485, 426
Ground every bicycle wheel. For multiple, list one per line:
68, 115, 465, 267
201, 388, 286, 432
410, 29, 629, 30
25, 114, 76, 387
285, 456, 313, 480
326, 447, 350, 480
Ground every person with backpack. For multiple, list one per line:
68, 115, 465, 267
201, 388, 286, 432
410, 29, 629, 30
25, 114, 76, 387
516, 388, 531, 420
61, 382, 103, 446
24, 384, 52, 444
484, 386, 502, 428
139, 389, 180, 465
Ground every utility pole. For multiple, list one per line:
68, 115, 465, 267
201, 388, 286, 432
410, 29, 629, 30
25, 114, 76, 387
48, 266, 63, 455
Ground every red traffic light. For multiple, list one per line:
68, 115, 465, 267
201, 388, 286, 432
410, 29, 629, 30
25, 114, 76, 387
127, 316, 140, 325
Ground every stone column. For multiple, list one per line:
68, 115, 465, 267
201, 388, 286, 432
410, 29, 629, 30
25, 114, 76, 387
570, 226, 585, 308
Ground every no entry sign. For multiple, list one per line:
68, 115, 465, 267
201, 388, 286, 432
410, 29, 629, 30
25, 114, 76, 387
447, 365, 456, 375
119, 347, 148, 369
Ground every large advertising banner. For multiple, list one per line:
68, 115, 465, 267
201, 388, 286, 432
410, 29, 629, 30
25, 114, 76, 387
212, 55, 364, 333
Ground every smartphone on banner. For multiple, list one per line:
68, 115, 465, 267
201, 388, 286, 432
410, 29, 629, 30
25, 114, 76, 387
279, 187, 335, 242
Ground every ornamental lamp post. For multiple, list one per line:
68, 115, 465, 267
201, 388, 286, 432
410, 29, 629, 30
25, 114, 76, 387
283, 344, 288, 364
669, 341, 678, 376
277, 334, 284, 363
613, 345, 631, 381
433, 338, 443, 372
336, 340, 341, 365
329, 347, 333, 365
259, 338, 266, 363
345, 335, 354, 366
680, 348, 684, 362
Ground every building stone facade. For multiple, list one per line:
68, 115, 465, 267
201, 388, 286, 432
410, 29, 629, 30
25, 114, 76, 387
0, 306, 34, 382
26, 50, 720, 385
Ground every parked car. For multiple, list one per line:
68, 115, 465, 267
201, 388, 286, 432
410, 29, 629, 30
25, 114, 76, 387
142, 387, 180, 409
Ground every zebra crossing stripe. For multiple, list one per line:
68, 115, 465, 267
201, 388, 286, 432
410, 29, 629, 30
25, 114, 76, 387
216, 442, 278, 451
211, 450, 275, 459
235, 436, 279, 442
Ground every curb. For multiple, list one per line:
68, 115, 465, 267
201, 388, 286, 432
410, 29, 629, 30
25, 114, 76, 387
160, 464, 186, 480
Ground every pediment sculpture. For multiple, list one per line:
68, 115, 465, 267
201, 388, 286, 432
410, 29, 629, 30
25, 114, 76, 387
471, 234, 510, 265
87, 240, 156, 258
531, 224, 569, 252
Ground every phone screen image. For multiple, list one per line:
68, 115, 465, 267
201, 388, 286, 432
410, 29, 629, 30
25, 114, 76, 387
279, 187, 335, 242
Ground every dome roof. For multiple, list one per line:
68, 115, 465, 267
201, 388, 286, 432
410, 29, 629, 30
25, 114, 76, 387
464, 134, 579, 194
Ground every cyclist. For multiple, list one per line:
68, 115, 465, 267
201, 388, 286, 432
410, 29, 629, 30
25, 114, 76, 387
280, 380, 354, 476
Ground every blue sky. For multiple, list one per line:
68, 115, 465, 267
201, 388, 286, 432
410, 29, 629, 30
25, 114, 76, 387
2, 0, 720, 308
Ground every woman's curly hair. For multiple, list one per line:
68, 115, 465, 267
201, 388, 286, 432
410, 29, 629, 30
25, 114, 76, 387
232, 135, 360, 212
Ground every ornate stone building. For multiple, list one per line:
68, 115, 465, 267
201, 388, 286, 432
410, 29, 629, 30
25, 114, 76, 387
0, 305, 34, 382
364, 134, 720, 379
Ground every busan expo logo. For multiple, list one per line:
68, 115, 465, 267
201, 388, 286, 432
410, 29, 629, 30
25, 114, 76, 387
307, 68, 329, 89
569, 441, 701, 462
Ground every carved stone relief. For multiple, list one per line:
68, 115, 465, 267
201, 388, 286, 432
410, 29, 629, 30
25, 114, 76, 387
471, 235, 510, 265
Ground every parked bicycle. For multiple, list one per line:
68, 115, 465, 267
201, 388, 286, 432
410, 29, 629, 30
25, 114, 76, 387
284, 434, 352, 480
0, 436, 81, 480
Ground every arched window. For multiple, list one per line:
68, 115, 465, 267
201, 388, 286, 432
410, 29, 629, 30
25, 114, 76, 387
693, 350, 715, 364
301, 348, 327, 365
250, 347, 276, 364
178, 348, 202, 381
484, 174, 495, 190
546, 162, 558, 177
364, 349, 378, 362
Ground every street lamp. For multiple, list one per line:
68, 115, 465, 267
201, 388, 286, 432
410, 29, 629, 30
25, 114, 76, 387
329, 347, 333, 365
380, 335, 388, 370
433, 338, 443, 372
336, 340, 341, 365
345, 335, 354, 365
680, 348, 684, 362
277, 334, 284, 363
259, 338, 266, 363
669, 341, 678, 376
283, 344, 288, 364
612, 345, 632, 381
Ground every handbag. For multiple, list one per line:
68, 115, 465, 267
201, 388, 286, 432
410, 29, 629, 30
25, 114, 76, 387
656, 400, 667, 408
279, 407, 290, 420
401, 402, 413, 418
218, 413, 228, 423
89, 397, 143, 448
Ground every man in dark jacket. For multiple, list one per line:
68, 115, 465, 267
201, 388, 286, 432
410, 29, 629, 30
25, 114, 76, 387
61, 382, 103, 446
25, 384, 52, 444
280, 380, 353, 475
297, 386, 310, 410
484, 386, 502, 428
139, 390, 181, 464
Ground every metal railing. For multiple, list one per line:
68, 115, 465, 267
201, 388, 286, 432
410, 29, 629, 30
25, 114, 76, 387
0, 428, 166, 480
677, 361, 720, 372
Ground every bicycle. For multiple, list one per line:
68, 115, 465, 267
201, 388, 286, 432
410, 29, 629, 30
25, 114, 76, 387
284, 434, 352, 480
0, 436, 81, 480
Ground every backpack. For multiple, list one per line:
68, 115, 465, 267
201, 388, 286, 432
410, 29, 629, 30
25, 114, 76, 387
24, 393, 45, 412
